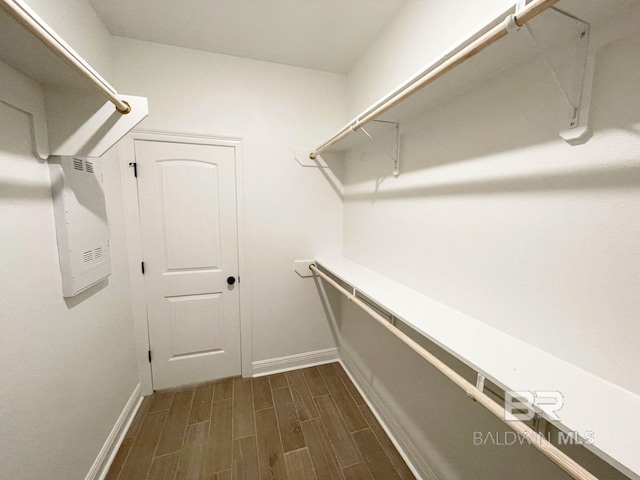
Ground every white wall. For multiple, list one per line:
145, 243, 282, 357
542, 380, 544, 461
0, 91, 138, 480
112, 38, 346, 364
346, 0, 510, 118
25, 0, 114, 78
335, 1, 640, 478
0, 2, 139, 479
4, 0, 636, 477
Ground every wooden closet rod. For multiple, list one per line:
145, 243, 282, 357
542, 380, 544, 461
0, 0, 131, 114
309, 0, 560, 159
310, 263, 598, 480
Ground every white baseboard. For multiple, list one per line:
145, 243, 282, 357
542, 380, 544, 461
85, 383, 143, 480
339, 350, 439, 480
252, 347, 339, 377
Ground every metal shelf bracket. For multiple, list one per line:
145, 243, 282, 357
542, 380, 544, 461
359, 120, 401, 178
523, 5, 594, 145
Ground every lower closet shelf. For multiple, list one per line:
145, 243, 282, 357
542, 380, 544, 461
314, 255, 640, 479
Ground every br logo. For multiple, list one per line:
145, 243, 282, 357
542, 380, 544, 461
504, 391, 564, 422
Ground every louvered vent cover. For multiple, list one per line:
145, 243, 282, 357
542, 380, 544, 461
50, 156, 111, 297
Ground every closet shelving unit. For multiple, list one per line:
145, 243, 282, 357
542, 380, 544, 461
0, 0, 148, 159
308, 0, 640, 478
308, 0, 638, 177
313, 256, 640, 479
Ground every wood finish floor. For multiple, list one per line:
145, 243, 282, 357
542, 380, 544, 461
106, 362, 414, 480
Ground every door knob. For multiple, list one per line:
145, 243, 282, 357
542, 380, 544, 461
227, 276, 236, 285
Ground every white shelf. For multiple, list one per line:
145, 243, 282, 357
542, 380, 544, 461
0, 3, 88, 90
316, 255, 640, 479
319, 0, 639, 157
0, 3, 148, 158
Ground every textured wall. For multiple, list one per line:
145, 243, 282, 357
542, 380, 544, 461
0, 99, 138, 479
0, 1, 138, 478
337, 1, 640, 478
113, 37, 346, 363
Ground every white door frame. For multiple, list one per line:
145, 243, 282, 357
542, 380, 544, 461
119, 129, 252, 395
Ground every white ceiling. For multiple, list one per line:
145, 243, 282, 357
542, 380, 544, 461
86, 0, 407, 74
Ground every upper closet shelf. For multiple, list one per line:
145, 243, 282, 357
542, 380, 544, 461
0, 0, 148, 159
308, 0, 639, 173
315, 256, 640, 480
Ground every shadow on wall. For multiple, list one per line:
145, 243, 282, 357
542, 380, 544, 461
337, 300, 572, 480
343, 162, 640, 202
314, 151, 346, 201
310, 20, 640, 480
332, 298, 633, 480
64, 278, 108, 309
0, 178, 52, 200
335, 28, 640, 194
313, 273, 344, 344
44, 87, 122, 157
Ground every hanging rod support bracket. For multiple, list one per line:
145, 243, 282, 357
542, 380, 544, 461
505, 14, 520, 33
359, 120, 400, 178
524, 7, 594, 145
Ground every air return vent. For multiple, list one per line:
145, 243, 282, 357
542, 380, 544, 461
49, 156, 111, 297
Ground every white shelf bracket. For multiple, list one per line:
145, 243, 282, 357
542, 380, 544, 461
533, 412, 545, 433
359, 120, 400, 178
524, 7, 594, 145
294, 149, 330, 167
293, 259, 315, 278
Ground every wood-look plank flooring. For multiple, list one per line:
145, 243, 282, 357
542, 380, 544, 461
106, 363, 414, 480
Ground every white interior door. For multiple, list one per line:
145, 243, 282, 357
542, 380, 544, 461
135, 139, 241, 389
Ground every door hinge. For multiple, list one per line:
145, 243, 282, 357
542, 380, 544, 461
148, 350, 152, 363
129, 162, 137, 177
141, 261, 145, 274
